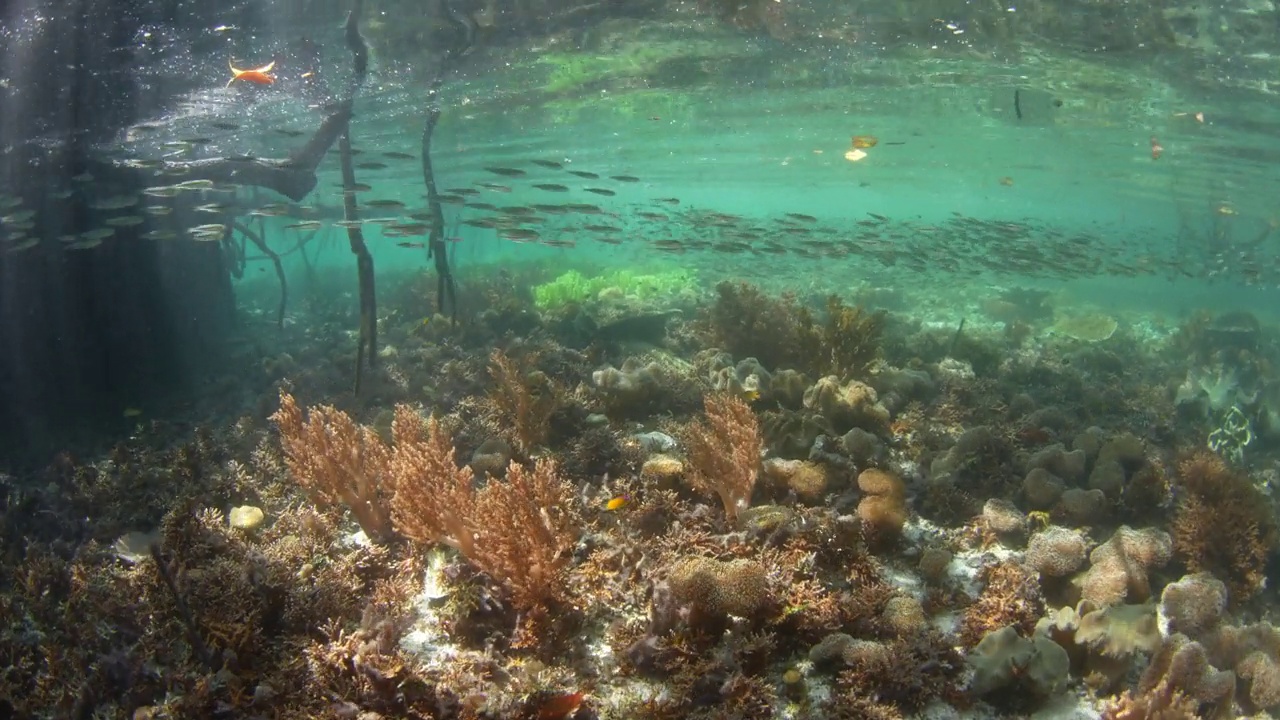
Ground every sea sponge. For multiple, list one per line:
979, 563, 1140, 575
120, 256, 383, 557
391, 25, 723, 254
856, 468, 907, 548
1024, 443, 1087, 484
1172, 451, 1278, 603
982, 497, 1027, 537
1076, 603, 1162, 657
1138, 634, 1237, 717
1053, 487, 1107, 527
1159, 572, 1227, 638
1025, 525, 1088, 578
669, 556, 772, 623
918, 547, 953, 584
1079, 525, 1172, 607
1238, 651, 1280, 711
1022, 467, 1065, 510
881, 596, 928, 637
802, 375, 890, 433
762, 458, 829, 502
967, 626, 1070, 699
640, 454, 684, 488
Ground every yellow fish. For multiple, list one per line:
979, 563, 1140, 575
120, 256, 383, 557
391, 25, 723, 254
605, 495, 630, 511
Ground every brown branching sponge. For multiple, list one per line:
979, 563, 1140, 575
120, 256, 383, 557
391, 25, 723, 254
488, 348, 559, 454
1172, 451, 1278, 604
701, 282, 884, 381
272, 392, 398, 543
683, 393, 764, 525
390, 407, 579, 611
796, 295, 886, 381
389, 406, 480, 558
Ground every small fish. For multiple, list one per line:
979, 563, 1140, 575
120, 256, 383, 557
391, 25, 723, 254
334, 220, 365, 229
654, 197, 680, 206
568, 170, 599, 179
66, 238, 103, 250
999, 176, 1014, 187
357, 161, 388, 170
365, 199, 406, 210
181, 137, 213, 145
542, 238, 576, 248
383, 151, 415, 160
533, 183, 570, 192
104, 215, 145, 227
583, 224, 620, 233
90, 195, 139, 211
531, 159, 563, 169
51, 190, 74, 200
437, 194, 466, 204
141, 230, 176, 240
785, 213, 818, 223
196, 203, 228, 214
583, 187, 616, 197
227, 59, 276, 87
122, 407, 143, 418
465, 202, 498, 211
337, 182, 373, 193
477, 182, 512, 193
142, 185, 180, 198
275, 128, 306, 137
210, 121, 241, 131
444, 188, 480, 196
610, 175, 640, 182
867, 213, 890, 222
285, 221, 323, 231
499, 228, 540, 241
81, 227, 115, 240
1150, 136, 1163, 161
4, 238, 38, 253
396, 241, 425, 248
175, 179, 215, 190
250, 204, 290, 216
851, 135, 878, 149
484, 167, 526, 177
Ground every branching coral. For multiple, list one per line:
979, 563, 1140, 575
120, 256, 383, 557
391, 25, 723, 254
1172, 451, 1277, 603
959, 560, 1045, 647
272, 392, 398, 543
682, 393, 764, 525
488, 348, 561, 454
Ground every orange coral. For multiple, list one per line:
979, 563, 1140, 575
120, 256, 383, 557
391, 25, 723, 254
272, 392, 398, 543
683, 393, 764, 524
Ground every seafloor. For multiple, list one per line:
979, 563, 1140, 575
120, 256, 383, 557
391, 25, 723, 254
3, 262, 1279, 720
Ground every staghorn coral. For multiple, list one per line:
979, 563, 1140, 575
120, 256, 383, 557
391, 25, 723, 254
272, 391, 398, 543
1172, 451, 1277, 603
960, 560, 1044, 647
488, 348, 561, 453
682, 393, 764, 525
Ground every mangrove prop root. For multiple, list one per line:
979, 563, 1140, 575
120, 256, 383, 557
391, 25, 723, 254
149, 542, 217, 672
233, 220, 287, 328
337, 0, 378, 395
421, 107, 456, 325
419, 0, 476, 326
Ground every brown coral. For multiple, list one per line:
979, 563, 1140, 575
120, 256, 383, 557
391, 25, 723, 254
1159, 573, 1227, 638
1025, 525, 1088, 578
272, 391, 398, 543
1172, 451, 1277, 603
683, 393, 764, 525
488, 348, 560, 453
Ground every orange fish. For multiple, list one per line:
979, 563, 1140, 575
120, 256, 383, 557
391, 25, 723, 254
1150, 135, 1163, 161
851, 135, 878, 149
227, 60, 276, 88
